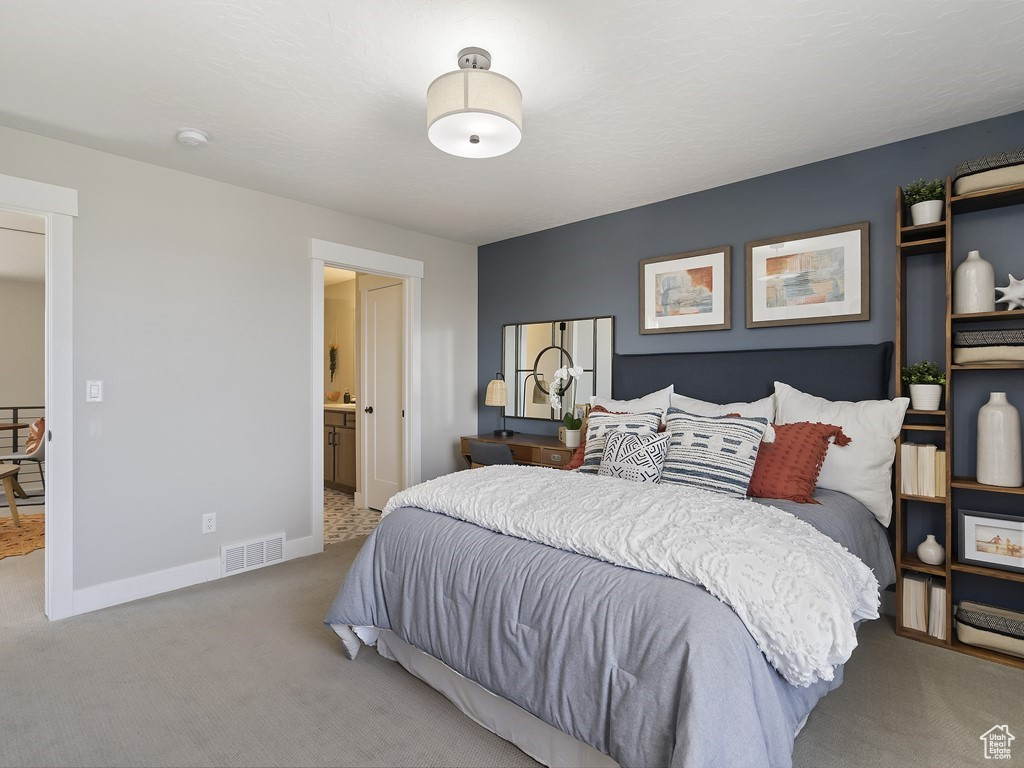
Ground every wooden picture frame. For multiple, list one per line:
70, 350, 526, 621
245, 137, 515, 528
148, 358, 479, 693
639, 246, 731, 334
958, 509, 1024, 574
745, 222, 869, 329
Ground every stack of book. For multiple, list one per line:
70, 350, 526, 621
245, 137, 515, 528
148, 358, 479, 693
900, 443, 946, 497
902, 573, 947, 640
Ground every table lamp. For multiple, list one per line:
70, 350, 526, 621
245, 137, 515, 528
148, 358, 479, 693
485, 373, 513, 437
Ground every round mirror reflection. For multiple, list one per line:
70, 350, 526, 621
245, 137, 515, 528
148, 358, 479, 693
531, 345, 573, 396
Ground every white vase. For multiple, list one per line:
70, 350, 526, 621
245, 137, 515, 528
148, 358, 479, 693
953, 250, 996, 314
910, 200, 943, 225
564, 429, 581, 449
977, 392, 1023, 487
916, 534, 945, 565
909, 384, 942, 411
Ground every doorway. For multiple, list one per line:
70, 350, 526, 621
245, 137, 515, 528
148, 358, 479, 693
0, 173, 76, 619
310, 239, 422, 553
0, 209, 46, 572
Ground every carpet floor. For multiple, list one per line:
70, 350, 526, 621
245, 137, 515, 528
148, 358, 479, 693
2, 542, 1022, 768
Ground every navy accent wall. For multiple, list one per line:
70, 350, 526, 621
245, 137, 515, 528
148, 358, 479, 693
478, 110, 1024, 436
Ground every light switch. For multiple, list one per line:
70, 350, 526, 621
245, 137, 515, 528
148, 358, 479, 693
86, 380, 103, 403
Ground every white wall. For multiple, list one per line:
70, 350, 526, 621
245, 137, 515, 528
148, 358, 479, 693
0, 277, 45, 406
0, 125, 477, 595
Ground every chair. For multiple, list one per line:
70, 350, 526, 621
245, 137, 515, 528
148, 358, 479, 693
0, 465, 20, 527
468, 440, 515, 468
0, 417, 45, 492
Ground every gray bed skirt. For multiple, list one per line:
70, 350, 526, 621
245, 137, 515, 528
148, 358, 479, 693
330, 624, 808, 768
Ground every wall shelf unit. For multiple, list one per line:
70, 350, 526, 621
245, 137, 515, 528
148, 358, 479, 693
894, 177, 1024, 671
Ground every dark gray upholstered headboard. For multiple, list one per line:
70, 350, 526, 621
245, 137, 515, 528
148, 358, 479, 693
613, 342, 893, 404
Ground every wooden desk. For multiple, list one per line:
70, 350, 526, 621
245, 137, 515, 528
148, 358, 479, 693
460, 433, 574, 469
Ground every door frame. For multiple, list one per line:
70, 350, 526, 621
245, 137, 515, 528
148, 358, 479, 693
309, 239, 422, 551
0, 172, 77, 620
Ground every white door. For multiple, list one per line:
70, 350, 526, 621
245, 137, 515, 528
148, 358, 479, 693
364, 282, 403, 509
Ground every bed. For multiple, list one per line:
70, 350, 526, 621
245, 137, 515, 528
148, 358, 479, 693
325, 342, 898, 768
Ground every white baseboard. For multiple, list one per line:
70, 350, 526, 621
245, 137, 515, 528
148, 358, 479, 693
71, 534, 319, 617
354, 491, 365, 509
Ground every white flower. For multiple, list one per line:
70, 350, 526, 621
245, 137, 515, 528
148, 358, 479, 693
552, 366, 569, 382
549, 391, 562, 409
568, 365, 583, 379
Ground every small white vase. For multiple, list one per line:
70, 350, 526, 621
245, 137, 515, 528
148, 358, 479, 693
564, 429, 581, 449
917, 534, 945, 565
977, 392, 1023, 487
910, 200, 943, 225
909, 384, 942, 411
953, 250, 996, 314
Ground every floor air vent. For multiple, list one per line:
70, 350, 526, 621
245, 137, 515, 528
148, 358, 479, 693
221, 533, 285, 577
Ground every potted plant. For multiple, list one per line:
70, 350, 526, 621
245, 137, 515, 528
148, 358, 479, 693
901, 360, 946, 410
903, 178, 945, 225
551, 365, 584, 447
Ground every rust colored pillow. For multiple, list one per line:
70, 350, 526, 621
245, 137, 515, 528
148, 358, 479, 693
747, 422, 850, 503
25, 417, 45, 454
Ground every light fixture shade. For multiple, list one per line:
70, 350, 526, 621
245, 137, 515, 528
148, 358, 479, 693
485, 377, 508, 407
427, 68, 522, 158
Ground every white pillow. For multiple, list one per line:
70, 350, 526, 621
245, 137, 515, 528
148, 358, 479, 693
592, 385, 673, 415
774, 381, 909, 527
670, 392, 776, 441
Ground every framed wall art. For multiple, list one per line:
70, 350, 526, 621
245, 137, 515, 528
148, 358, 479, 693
745, 222, 869, 329
639, 246, 731, 334
958, 509, 1024, 574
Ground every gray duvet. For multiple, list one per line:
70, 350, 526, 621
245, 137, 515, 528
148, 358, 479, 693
325, 488, 894, 768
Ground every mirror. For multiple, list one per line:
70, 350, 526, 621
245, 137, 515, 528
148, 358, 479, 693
502, 316, 614, 420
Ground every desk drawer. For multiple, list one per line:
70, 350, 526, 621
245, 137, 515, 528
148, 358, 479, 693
528, 447, 571, 467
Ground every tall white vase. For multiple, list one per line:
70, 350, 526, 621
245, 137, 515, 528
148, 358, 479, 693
954, 250, 996, 314
977, 392, 1023, 487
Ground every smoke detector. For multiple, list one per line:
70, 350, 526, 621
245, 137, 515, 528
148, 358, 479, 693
176, 128, 209, 147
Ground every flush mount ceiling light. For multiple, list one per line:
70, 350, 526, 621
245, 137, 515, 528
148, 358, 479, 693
427, 47, 522, 159
176, 128, 208, 147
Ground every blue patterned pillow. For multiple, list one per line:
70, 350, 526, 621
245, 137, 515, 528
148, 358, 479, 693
662, 408, 769, 497
598, 431, 670, 483
579, 409, 663, 474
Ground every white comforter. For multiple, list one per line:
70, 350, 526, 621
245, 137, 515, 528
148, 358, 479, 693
383, 465, 880, 686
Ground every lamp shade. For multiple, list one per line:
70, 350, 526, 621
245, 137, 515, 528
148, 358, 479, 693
485, 376, 508, 407
427, 59, 522, 159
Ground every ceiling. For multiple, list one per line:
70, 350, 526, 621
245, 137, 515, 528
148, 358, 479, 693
1, 1, 1022, 246
0, 209, 45, 282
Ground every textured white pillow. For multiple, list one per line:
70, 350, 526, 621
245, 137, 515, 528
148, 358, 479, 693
592, 385, 673, 415
774, 381, 909, 527
670, 392, 776, 441
670, 392, 775, 420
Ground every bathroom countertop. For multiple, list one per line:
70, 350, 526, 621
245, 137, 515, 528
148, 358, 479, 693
324, 402, 357, 412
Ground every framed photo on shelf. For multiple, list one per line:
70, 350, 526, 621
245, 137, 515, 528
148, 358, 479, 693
958, 509, 1024, 574
745, 221, 869, 328
639, 246, 731, 334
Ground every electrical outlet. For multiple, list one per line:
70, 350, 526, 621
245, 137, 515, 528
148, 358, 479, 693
202, 513, 216, 534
